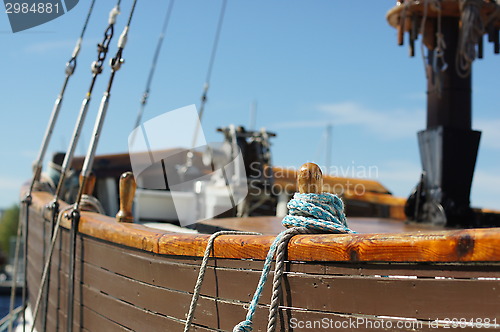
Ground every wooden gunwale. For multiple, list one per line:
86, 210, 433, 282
30, 191, 500, 263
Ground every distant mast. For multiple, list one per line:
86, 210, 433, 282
249, 100, 257, 130
325, 124, 332, 174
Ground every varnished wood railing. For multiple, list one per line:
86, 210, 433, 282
28, 191, 500, 263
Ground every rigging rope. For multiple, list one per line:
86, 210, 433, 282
419, 0, 448, 97
53, 1, 121, 204
456, 0, 484, 78
188, 0, 228, 163
183, 231, 260, 332
27, 2, 123, 331
132, 0, 176, 137
65, 3, 138, 332
7, 1, 97, 331
234, 193, 355, 332
182, 192, 354, 331
77, 0, 138, 202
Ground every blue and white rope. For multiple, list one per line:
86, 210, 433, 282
233, 192, 355, 332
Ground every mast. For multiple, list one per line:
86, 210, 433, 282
387, 0, 500, 227
249, 100, 257, 131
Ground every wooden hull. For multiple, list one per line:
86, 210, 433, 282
26, 192, 500, 331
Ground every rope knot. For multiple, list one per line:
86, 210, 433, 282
233, 320, 253, 332
283, 192, 355, 234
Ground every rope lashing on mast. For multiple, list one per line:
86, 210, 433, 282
414, 0, 500, 81
456, 0, 484, 78
233, 193, 355, 332
132, 0, 175, 139
418, 0, 448, 97
6, 2, 97, 331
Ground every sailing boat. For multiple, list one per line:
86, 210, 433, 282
6, 0, 500, 331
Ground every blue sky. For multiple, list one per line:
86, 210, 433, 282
0, 1, 498, 210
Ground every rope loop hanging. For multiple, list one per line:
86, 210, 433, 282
233, 192, 355, 332
456, 0, 484, 78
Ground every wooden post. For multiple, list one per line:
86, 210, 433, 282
79, 173, 96, 196
116, 172, 136, 223
297, 162, 323, 194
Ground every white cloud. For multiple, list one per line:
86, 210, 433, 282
24, 38, 99, 54
275, 101, 424, 139
317, 102, 424, 138
375, 160, 421, 197
25, 40, 75, 54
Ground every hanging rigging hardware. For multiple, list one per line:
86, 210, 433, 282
69, 3, 138, 331
28, 3, 123, 331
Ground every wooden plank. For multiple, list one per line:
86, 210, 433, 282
74, 236, 500, 321
59, 258, 491, 331
47, 289, 132, 332
80, 281, 215, 332
34, 243, 496, 331
81, 306, 133, 332
80, 234, 500, 281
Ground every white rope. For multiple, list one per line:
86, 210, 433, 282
419, 0, 431, 82
419, 0, 448, 97
108, 5, 121, 25
457, 0, 484, 78
184, 231, 260, 332
80, 194, 105, 214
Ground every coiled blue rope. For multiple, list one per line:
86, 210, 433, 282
233, 192, 355, 332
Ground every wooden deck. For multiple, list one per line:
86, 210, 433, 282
197, 215, 444, 235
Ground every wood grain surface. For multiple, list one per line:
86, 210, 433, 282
29, 191, 500, 262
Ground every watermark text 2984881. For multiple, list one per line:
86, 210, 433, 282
5, 2, 60, 14
3, 0, 79, 33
